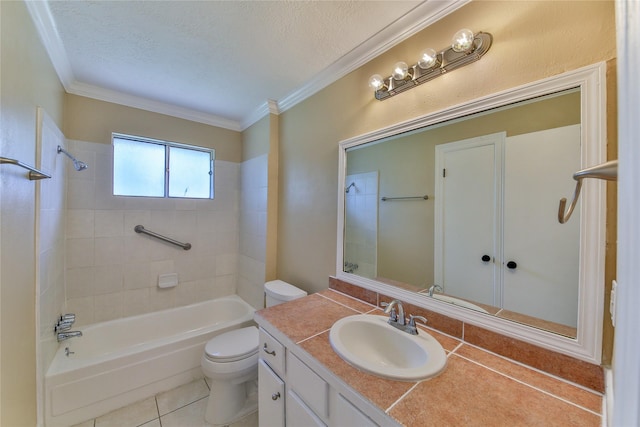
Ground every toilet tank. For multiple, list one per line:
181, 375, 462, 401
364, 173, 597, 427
264, 280, 307, 307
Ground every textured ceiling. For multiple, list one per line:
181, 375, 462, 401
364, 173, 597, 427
33, 1, 462, 130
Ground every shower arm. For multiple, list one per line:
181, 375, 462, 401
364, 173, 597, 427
57, 145, 88, 171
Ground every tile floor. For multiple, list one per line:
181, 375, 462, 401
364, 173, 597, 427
71, 378, 258, 427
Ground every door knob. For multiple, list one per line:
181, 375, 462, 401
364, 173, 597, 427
272, 392, 281, 400
506, 261, 517, 269
481, 255, 491, 262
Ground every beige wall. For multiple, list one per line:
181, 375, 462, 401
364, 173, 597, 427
64, 94, 242, 162
0, 1, 65, 425
276, 1, 616, 295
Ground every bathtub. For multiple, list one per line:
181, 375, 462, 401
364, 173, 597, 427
44, 295, 255, 427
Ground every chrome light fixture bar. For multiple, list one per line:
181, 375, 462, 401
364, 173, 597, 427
369, 29, 493, 101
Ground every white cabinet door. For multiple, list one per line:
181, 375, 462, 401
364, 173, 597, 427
286, 391, 326, 427
258, 359, 284, 427
334, 394, 378, 427
435, 133, 504, 306
503, 124, 581, 326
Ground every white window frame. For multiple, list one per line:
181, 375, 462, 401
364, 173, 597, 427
112, 133, 215, 199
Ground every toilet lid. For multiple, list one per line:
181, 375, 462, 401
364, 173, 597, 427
205, 326, 259, 362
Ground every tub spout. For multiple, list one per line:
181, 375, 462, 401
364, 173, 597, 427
57, 331, 82, 342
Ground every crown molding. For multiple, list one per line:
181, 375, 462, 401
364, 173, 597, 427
68, 81, 242, 131
28, 0, 468, 133
275, 0, 470, 114
25, 0, 75, 90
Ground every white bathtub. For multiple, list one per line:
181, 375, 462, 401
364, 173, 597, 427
44, 295, 255, 427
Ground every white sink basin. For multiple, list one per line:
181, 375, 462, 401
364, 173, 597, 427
329, 315, 446, 381
432, 294, 489, 314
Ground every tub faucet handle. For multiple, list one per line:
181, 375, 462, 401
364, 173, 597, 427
60, 313, 76, 323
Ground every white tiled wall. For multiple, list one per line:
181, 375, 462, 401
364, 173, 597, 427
237, 154, 268, 309
65, 140, 240, 326
344, 172, 378, 279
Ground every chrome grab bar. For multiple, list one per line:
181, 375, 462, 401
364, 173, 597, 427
134, 225, 192, 250
381, 195, 429, 201
0, 156, 51, 180
558, 159, 618, 224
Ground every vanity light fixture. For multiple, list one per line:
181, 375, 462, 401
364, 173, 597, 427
368, 29, 492, 101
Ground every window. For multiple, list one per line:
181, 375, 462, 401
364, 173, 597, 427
112, 133, 214, 199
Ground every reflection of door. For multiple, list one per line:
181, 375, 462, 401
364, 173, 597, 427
435, 126, 580, 327
434, 133, 504, 306
503, 125, 580, 326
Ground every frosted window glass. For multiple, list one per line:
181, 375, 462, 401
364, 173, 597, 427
112, 134, 214, 199
113, 138, 165, 197
168, 147, 212, 198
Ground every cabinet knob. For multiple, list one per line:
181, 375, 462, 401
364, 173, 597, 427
272, 391, 281, 400
506, 261, 517, 269
481, 255, 491, 262
263, 343, 276, 356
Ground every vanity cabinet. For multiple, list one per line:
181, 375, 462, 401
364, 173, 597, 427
258, 327, 385, 427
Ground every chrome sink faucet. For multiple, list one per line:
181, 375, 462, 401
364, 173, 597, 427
381, 299, 428, 335
428, 284, 443, 297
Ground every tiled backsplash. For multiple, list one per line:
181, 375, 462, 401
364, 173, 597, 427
329, 276, 604, 393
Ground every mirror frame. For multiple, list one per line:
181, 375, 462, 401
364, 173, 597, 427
337, 63, 607, 364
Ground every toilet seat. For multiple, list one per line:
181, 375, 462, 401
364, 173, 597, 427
204, 326, 258, 363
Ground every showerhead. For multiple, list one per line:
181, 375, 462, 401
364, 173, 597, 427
57, 145, 88, 172
73, 160, 88, 171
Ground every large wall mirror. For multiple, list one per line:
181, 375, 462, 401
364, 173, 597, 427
337, 63, 607, 363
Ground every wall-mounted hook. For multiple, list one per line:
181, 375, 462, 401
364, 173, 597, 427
558, 160, 618, 224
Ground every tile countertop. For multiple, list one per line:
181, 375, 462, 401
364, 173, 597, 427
255, 289, 603, 427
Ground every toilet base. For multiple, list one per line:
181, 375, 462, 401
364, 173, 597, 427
205, 378, 257, 426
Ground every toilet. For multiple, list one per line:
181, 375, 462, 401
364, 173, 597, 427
201, 280, 307, 425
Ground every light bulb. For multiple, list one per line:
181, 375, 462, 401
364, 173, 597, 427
391, 61, 409, 80
368, 74, 385, 91
451, 29, 475, 53
418, 48, 437, 69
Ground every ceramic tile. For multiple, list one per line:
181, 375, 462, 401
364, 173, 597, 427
256, 293, 360, 343
317, 289, 377, 313
389, 355, 600, 427
160, 397, 208, 427
329, 277, 377, 305
94, 397, 158, 427
455, 344, 603, 414
139, 420, 161, 427
156, 379, 209, 416
464, 324, 604, 392
300, 331, 415, 411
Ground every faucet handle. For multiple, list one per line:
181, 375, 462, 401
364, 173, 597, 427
380, 302, 398, 322
408, 315, 427, 327
405, 315, 427, 335
59, 313, 76, 323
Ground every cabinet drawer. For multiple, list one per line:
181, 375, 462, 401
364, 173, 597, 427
286, 390, 326, 427
259, 328, 285, 377
288, 353, 328, 419
258, 360, 285, 427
